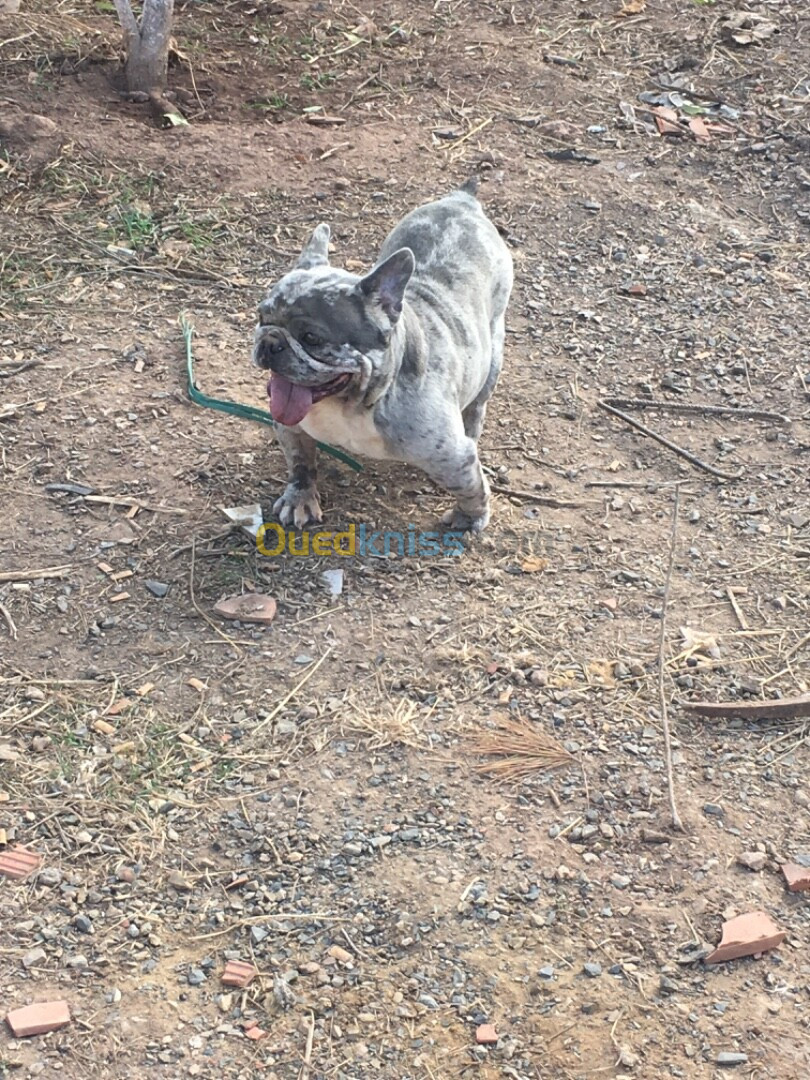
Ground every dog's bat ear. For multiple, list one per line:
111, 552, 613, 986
358, 247, 415, 323
295, 223, 331, 270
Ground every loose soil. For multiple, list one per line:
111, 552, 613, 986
1, 1, 809, 1078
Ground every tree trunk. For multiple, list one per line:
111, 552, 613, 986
113, 0, 174, 95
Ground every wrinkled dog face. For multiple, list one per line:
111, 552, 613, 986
253, 224, 415, 426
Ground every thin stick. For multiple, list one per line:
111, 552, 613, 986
599, 397, 791, 425
0, 565, 72, 583
299, 1012, 315, 1080
659, 487, 685, 832
489, 483, 591, 508
444, 115, 494, 151
84, 495, 187, 514
0, 602, 17, 640
784, 631, 810, 661
250, 649, 332, 736
597, 400, 744, 481
726, 587, 748, 630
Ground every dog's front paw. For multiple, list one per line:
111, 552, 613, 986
273, 484, 323, 530
441, 505, 490, 534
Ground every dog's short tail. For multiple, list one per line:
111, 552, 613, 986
459, 175, 480, 198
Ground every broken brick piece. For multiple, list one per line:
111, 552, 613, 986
476, 1023, 499, 1045
222, 960, 257, 988
6, 1000, 71, 1037
688, 116, 711, 144
654, 113, 683, 137
705, 910, 786, 965
245, 1025, 266, 1041
781, 863, 810, 893
214, 594, 277, 625
0, 845, 42, 881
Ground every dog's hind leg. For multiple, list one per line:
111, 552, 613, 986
462, 313, 505, 442
411, 424, 491, 533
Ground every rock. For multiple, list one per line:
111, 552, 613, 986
0, 112, 60, 167
703, 803, 725, 817
73, 914, 93, 934
167, 869, 193, 892
737, 851, 767, 872
37, 866, 62, 887
538, 965, 555, 979
327, 945, 352, 965
706, 911, 786, 965
22, 947, 47, 969
272, 974, 296, 1010
144, 580, 169, 598
716, 1052, 748, 1066
583, 962, 602, 978
187, 967, 206, 986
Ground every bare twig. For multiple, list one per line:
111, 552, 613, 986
597, 400, 744, 481
250, 650, 333, 736
490, 483, 591, 508
0, 565, 72, 584
599, 397, 791, 425
0, 602, 17, 640
659, 488, 685, 832
299, 1012, 315, 1080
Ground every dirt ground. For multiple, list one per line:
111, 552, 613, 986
1, 0, 809, 1077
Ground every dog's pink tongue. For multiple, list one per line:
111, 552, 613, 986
268, 375, 313, 427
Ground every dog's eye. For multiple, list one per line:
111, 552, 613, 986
302, 332, 321, 347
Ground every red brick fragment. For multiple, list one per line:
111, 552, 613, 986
222, 960, 256, 988
6, 1000, 71, 1037
245, 1026, 266, 1041
627, 283, 647, 297
476, 1023, 498, 1045
781, 863, 810, 893
0, 845, 42, 881
705, 910, 786, 964
654, 113, 683, 137
688, 116, 711, 144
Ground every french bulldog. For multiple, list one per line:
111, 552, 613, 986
253, 178, 513, 533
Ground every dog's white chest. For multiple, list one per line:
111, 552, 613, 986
299, 399, 392, 461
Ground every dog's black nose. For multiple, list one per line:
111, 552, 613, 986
255, 327, 288, 369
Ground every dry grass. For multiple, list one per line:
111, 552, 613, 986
470, 716, 573, 781
340, 692, 425, 750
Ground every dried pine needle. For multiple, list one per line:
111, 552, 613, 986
471, 717, 573, 780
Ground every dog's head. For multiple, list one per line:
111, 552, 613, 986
254, 224, 415, 426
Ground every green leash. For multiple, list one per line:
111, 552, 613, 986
180, 315, 363, 472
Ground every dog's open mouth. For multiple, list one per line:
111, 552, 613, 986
267, 372, 352, 427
